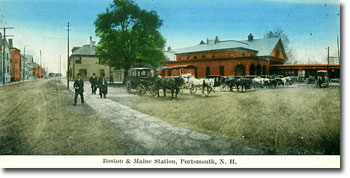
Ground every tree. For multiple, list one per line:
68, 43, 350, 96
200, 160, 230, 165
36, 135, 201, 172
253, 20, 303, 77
264, 27, 297, 64
94, 0, 165, 77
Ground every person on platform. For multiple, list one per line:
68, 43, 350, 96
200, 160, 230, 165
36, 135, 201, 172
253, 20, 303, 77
89, 73, 98, 94
98, 73, 108, 98
73, 74, 84, 106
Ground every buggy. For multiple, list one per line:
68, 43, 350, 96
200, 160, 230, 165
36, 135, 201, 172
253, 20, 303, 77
125, 68, 158, 96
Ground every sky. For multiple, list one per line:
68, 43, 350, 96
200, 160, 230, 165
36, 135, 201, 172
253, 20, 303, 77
0, 0, 341, 74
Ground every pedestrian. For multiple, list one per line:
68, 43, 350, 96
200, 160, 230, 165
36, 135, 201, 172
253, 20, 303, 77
74, 73, 84, 106
98, 73, 108, 98
89, 73, 98, 94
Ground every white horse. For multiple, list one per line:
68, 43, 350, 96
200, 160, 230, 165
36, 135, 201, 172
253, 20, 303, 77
180, 74, 214, 97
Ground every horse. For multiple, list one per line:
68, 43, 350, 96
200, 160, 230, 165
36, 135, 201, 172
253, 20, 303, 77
180, 74, 214, 97
154, 76, 185, 99
233, 77, 253, 92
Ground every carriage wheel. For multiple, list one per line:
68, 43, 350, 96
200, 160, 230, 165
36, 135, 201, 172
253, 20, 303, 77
190, 86, 197, 94
137, 84, 146, 96
179, 88, 184, 94
220, 85, 227, 92
149, 85, 158, 97
126, 82, 131, 93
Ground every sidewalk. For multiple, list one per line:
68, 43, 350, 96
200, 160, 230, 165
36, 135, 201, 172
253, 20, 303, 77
61, 78, 266, 155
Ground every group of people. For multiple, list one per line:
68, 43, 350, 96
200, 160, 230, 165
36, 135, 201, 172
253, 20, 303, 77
73, 73, 108, 106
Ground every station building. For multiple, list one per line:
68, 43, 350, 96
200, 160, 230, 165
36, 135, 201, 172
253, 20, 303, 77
161, 34, 340, 78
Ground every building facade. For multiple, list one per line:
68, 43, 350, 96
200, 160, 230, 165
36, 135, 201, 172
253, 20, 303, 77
69, 37, 124, 82
162, 34, 286, 78
10, 47, 21, 82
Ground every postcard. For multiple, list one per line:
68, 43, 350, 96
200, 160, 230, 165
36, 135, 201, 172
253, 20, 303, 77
0, 0, 340, 168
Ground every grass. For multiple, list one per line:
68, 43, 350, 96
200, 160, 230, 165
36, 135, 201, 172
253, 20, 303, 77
123, 85, 340, 154
0, 80, 124, 155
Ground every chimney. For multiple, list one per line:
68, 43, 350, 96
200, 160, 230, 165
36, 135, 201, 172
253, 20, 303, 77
9, 39, 13, 48
90, 36, 93, 47
215, 36, 219, 44
248, 33, 254, 41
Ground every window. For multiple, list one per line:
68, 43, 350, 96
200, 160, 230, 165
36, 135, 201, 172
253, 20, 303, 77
187, 56, 191, 60
76, 57, 82, 64
79, 69, 87, 77
212, 54, 216, 59
206, 67, 210, 76
242, 53, 245, 57
202, 55, 206, 59
275, 49, 280, 57
100, 69, 105, 77
193, 56, 198, 60
178, 57, 182, 61
220, 66, 224, 76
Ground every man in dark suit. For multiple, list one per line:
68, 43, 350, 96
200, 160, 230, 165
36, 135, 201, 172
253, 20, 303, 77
89, 73, 98, 94
74, 74, 84, 106
98, 73, 108, 98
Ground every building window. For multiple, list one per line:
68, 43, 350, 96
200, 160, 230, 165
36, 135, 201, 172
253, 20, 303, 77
212, 54, 216, 59
79, 69, 87, 77
100, 69, 105, 77
220, 66, 224, 76
193, 56, 198, 60
242, 53, 245, 57
76, 57, 82, 64
179, 57, 182, 61
206, 67, 210, 76
187, 56, 191, 60
275, 49, 280, 57
202, 55, 206, 59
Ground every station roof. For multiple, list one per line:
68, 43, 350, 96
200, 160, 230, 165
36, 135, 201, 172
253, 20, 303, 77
172, 37, 286, 59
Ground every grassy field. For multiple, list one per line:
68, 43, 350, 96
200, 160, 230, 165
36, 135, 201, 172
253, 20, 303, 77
0, 80, 124, 155
122, 84, 340, 155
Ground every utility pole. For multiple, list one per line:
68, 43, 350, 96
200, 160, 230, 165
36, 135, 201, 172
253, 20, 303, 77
59, 54, 61, 81
337, 35, 340, 60
66, 22, 71, 89
23, 46, 25, 81
1, 26, 14, 85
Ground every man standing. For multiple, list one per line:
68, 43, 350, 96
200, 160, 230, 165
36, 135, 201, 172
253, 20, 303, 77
89, 73, 98, 94
74, 74, 84, 106
98, 73, 108, 98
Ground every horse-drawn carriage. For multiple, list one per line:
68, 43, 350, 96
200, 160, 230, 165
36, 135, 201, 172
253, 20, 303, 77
316, 70, 329, 88
125, 68, 158, 96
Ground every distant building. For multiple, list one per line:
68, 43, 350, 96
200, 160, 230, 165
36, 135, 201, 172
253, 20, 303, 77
9, 41, 22, 82
328, 56, 340, 64
69, 36, 124, 82
0, 33, 11, 83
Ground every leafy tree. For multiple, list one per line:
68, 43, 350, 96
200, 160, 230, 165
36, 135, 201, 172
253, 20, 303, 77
94, 0, 165, 78
264, 27, 296, 64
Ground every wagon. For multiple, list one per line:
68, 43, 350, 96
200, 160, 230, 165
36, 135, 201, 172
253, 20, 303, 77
316, 70, 329, 88
125, 68, 158, 96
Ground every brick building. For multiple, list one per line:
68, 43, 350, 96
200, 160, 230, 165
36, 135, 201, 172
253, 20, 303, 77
10, 47, 21, 82
162, 34, 287, 78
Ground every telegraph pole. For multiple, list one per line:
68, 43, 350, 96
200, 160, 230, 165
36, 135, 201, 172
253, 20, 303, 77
23, 46, 25, 81
337, 35, 340, 60
59, 54, 61, 81
1, 26, 14, 85
66, 22, 71, 89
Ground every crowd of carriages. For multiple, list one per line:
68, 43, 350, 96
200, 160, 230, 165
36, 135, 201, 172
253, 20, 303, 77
206, 74, 293, 93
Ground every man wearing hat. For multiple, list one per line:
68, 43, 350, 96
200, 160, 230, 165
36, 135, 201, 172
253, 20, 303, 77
73, 73, 84, 106
98, 73, 108, 98
89, 73, 98, 94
